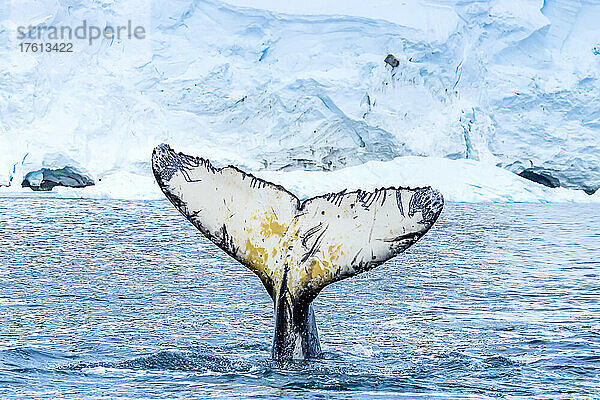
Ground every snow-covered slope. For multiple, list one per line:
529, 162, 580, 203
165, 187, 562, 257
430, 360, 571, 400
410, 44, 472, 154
0, 0, 598, 201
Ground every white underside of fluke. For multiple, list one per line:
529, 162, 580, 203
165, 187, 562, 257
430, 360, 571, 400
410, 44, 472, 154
151, 143, 443, 359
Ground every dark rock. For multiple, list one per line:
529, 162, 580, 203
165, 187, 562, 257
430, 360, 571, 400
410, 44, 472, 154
384, 54, 399, 68
22, 166, 94, 191
518, 169, 560, 188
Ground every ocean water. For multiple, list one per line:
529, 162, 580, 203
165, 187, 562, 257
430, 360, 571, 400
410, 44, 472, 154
1, 197, 598, 399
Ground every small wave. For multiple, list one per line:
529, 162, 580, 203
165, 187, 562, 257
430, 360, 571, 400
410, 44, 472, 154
63, 349, 257, 374
0, 347, 73, 361
483, 355, 517, 367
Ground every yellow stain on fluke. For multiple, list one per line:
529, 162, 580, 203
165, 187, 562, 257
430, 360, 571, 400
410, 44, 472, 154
153, 143, 444, 360
309, 259, 332, 282
244, 238, 269, 270
327, 243, 344, 262
260, 219, 287, 237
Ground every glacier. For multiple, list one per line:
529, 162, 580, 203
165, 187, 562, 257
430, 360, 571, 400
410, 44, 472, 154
0, 0, 599, 202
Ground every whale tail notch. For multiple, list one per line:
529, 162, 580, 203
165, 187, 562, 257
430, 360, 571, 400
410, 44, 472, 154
152, 144, 443, 359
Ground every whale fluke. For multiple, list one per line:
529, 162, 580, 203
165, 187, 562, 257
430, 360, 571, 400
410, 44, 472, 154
152, 144, 443, 360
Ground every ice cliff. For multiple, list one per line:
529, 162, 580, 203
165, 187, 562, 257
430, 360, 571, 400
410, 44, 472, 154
0, 0, 598, 201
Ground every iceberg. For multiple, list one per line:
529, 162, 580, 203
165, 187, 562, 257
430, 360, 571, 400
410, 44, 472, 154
0, 0, 598, 201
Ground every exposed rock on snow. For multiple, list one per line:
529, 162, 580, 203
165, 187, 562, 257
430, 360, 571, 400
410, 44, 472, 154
518, 169, 560, 189
384, 54, 399, 68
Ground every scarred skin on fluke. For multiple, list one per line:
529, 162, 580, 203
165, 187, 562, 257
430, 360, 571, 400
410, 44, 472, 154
151, 144, 444, 360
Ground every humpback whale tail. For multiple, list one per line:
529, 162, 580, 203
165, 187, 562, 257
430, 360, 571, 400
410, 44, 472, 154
152, 144, 443, 360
